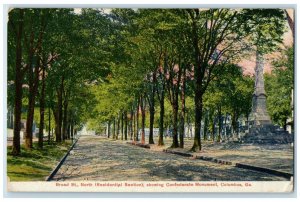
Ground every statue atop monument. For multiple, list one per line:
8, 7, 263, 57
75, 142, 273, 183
249, 51, 271, 126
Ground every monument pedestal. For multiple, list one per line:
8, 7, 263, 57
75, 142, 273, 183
242, 124, 293, 144
241, 51, 293, 144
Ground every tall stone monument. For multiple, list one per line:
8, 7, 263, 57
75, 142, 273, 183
249, 52, 272, 126
242, 52, 293, 144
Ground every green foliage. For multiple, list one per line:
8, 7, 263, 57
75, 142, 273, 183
7, 8, 290, 138
265, 47, 294, 126
204, 64, 253, 122
242, 9, 286, 54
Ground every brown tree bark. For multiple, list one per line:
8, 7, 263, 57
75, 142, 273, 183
130, 109, 134, 140
157, 70, 165, 146
24, 57, 40, 149
107, 120, 111, 138
113, 118, 116, 139
124, 111, 128, 140
192, 88, 203, 151
70, 120, 74, 141
132, 109, 136, 141
67, 124, 71, 139
166, 64, 181, 148
24, 11, 47, 149
231, 111, 238, 138
179, 67, 186, 148
38, 57, 46, 149
135, 99, 140, 141
121, 111, 124, 140
171, 103, 179, 148
203, 110, 209, 141
48, 106, 51, 145
54, 77, 64, 142
116, 112, 120, 140
148, 72, 156, 144
12, 9, 24, 156
140, 95, 146, 144
217, 105, 222, 142
62, 97, 69, 141
190, 10, 203, 152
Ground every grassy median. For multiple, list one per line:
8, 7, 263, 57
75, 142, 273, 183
7, 141, 72, 181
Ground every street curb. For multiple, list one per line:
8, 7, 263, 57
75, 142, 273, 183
45, 138, 79, 181
235, 163, 293, 179
163, 149, 292, 179
126, 142, 150, 149
163, 149, 193, 157
195, 155, 233, 165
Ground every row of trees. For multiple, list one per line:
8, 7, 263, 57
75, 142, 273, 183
8, 9, 114, 155
8, 8, 293, 156
86, 9, 291, 151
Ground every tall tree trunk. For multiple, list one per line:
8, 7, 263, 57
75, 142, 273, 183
224, 113, 228, 140
190, 10, 203, 151
166, 61, 182, 148
171, 104, 179, 148
25, 57, 40, 149
48, 106, 51, 145
208, 110, 214, 141
12, 9, 24, 156
124, 111, 128, 140
170, 70, 181, 148
158, 92, 165, 146
38, 60, 46, 149
217, 105, 222, 142
186, 109, 192, 139
234, 111, 239, 138
191, 86, 203, 151
67, 111, 71, 139
113, 118, 116, 139
179, 67, 186, 148
130, 109, 134, 140
132, 109, 136, 141
54, 77, 64, 142
121, 111, 124, 140
149, 103, 155, 144
24, 11, 47, 149
149, 72, 156, 144
70, 121, 74, 141
23, 22, 37, 150
107, 120, 111, 138
136, 99, 140, 141
203, 110, 209, 141
212, 119, 216, 141
62, 99, 68, 141
53, 107, 60, 142
116, 112, 120, 140
67, 124, 71, 139
141, 95, 146, 144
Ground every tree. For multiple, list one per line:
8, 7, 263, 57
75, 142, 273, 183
9, 9, 24, 155
185, 9, 252, 151
185, 9, 286, 151
265, 47, 294, 130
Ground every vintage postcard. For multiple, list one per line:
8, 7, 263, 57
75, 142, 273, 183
5, 6, 294, 193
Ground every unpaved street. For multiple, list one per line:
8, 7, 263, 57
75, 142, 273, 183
52, 135, 286, 181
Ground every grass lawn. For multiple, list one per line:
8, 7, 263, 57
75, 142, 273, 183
7, 140, 72, 181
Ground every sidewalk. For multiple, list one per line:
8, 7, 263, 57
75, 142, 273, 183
135, 138, 294, 174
